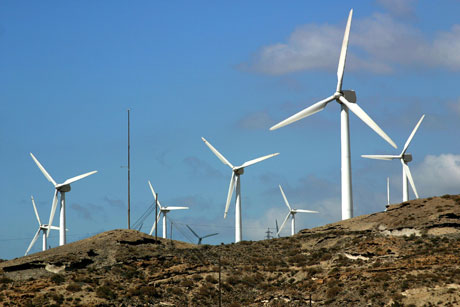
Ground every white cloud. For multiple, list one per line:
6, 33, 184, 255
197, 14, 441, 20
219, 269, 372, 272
243, 196, 340, 240
376, 0, 416, 18
243, 12, 460, 75
450, 98, 460, 116
414, 154, 460, 197
236, 110, 274, 130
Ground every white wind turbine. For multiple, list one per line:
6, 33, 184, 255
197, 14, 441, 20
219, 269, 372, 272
147, 181, 189, 239
25, 196, 60, 256
270, 9, 397, 221
362, 114, 425, 202
201, 137, 279, 243
277, 185, 318, 236
186, 225, 218, 245
30, 153, 97, 246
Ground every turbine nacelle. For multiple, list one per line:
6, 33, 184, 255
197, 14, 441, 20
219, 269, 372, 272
402, 153, 412, 163
342, 90, 356, 103
334, 90, 356, 103
233, 168, 245, 175
56, 184, 71, 192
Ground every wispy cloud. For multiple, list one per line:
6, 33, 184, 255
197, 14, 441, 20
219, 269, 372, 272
376, 0, 417, 18
414, 154, 460, 197
236, 110, 274, 131
71, 203, 104, 221
183, 156, 225, 179
103, 196, 125, 209
242, 11, 460, 75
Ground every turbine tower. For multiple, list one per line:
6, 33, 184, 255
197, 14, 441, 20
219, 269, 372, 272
201, 137, 279, 243
386, 177, 390, 211
25, 196, 60, 256
270, 9, 397, 221
30, 153, 97, 246
362, 115, 425, 202
186, 225, 218, 245
147, 181, 189, 239
277, 185, 318, 236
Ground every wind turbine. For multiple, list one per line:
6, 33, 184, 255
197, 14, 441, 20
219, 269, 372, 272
201, 137, 279, 243
25, 196, 60, 256
147, 181, 189, 239
186, 225, 218, 245
269, 9, 397, 221
277, 185, 318, 236
30, 153, 97, 246
362, 114, 425, 202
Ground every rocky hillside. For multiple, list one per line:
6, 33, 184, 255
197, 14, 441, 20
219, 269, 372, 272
1, 194, 460, 306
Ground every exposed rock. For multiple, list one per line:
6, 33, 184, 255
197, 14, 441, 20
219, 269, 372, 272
1, 195, 460, 306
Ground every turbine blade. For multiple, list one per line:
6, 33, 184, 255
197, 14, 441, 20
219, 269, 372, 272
47, 190, 59, 237
402, 114, 425, 155
401, 160, 419, 199
201, 137, 234, 169
149, 211, 162, 236
49, 226, 60, 230
277, 212, 291, 236
30, 153, 57, 186
293, 209, 319, 213
60, 170, 97, 186
270, 95, 335, 131
186, 225, 200, 239
278, 185, 292, 211
163, 206, 189, 210
361, 155, 399, 160
31, 196, 41, 226
224, 172, 236, 218
339, 96, 397, 149
25, 229, 41, 256
202, 233, 218, 239
148, 181, 162, 208
238, 153, 279, 169
336, 9, 353, 92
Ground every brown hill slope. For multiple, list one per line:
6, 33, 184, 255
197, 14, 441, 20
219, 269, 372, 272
1, 195, 460, 306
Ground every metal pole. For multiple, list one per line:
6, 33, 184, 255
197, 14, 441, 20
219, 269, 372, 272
155, 192, 158, 241
127, 109, 131, 229
218, 255, 222, 307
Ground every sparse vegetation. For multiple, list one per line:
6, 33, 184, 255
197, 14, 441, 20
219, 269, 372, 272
1, 196, 460, 306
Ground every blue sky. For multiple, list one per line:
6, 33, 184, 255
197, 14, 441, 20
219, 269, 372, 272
1, 0, 460, 259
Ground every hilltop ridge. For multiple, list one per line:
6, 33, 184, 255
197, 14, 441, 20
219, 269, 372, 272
1, 194, 460, 306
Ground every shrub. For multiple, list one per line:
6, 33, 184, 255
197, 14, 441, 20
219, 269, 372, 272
66, 283, 81, 292
96, 285, 116, 300
205, 275, 218, 284
51, 274, 65, 285
326, 286, 341, 298
0, 276, 12, 284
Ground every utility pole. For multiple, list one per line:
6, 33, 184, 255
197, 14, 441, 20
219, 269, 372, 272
155, 193, 158, 241
218, 254, 222, 307
127, 109, 131, 229
265, 228, 273, 240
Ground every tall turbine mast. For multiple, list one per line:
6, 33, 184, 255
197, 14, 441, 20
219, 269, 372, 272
270, 9, 396, 220
30, 153, 97, 246
127, 108, 131, 229
362, 115, 425, 202
201, 137, 279, 243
